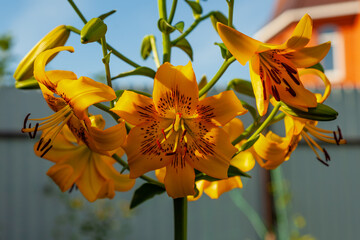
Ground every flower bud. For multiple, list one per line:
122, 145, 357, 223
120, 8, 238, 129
81, 18, 107, 44
280, 102, 338, 121
13, 25, 70, 83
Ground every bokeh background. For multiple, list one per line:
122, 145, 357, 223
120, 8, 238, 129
1, 0, 359, 239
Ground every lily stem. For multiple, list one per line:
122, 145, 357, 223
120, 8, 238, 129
67, 0, 87, 24
101, 36, 114, 108
66, 25, 141, 68
227, 0, 234, 28
168, 0, 178, 24
199, 56, 235, 98
173, 197, 188, 240
171, 11, 214, 45
158, 0, 171, 63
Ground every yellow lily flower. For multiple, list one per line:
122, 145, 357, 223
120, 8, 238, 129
217, 14, 330, 116
36, 115, 135, 202
155, 118, 255, 200
22, 46, 118, 157
111, 62, 247, 198
253, 69, 345, 169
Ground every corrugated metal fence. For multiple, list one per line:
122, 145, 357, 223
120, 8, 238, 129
0, 86, 359, 240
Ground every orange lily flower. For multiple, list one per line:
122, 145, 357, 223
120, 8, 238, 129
155, 118, 255, 200
21, 46, 118, 157
36, 115, 135, 202
111, 62, 247, 198
217, 14, 330, 116
253, 69, 345, 169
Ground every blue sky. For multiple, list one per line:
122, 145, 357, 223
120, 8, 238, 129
1, 0, 275, 88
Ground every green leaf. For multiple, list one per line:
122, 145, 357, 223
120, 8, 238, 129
102, 50, 112, 64
158, 18, 176, 34
210, 11, 228, 33
214, 42, 230, 59
308, 62, 325, 73
228, 165, 251, 178
111, 66, 156, 80
185, 0, 203, 15
173, 38, 193, 61
227, 78, 255, 98
130, 183, 165, 209
195, 166, 251, 182
280, 102, 338, 121
198, 75, 207, 91
115, 90, 125, 102
239, 135, 260, 152
140, 35, 153, 60
174, 21, 185, 33
98, 10, 116, 20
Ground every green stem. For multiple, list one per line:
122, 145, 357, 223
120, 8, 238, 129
171, 11, 214, 45
100, 37, 114, 108
199, 56, 235, 98
150, 36, 161, 68
227, 0, 234, 28
270, 167, 289, 240
67, 0, 87, 24
66, 26, 141, 68
230, 190, 268, 239
168, 0, 178, 24
173, 197, 187, 240
94, 103, 119, 122
233, 103, 281, 153
112, 154, 164, 188
158, 0, 171, 63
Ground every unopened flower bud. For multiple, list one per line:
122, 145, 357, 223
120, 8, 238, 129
81, 18, 107, 44
14, 25, 70, 83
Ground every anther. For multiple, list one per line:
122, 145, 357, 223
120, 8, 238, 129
333, 131, 340, 145
337, 126, 343, 140
31, 123, 39, 139
316, 157, 329, 167
23, 113, 31, 130
27, 123, 33, 138
40, 139, 51, 151
323, 148, 331, 162
37, 138, 44, 151
270, 69, 281, 84
69, 183, 76, 193
40, 145, 53, 158
262, 80, 267, 100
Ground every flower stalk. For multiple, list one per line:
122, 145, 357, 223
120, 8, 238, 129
173, 197, 188, 240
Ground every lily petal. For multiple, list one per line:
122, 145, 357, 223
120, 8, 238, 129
186, 120, 235, 179
56, 76, 116, 120
286, 42, 331, 68
34, 46, 74, 89
231, 151, 255, 172
222, 118, 244, 142
217, 23, 262, 65
164, 162, 195, 198
125, 119, 175, 178
250, 55, 269, 116
153, 62, 199, 118
285, 14, 313, 49
197, 90, 247, 126
111, 91, 157, 126
204, 177, 242, 199
94, 154, 136, 192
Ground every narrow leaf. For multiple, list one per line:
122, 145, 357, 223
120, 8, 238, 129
98, 10, 116, 20
130, 183, 165, 209
111, 66, 156, 80
185, 0, 203, 15
210, 11, 228, 33
174, 21, 185, 33
173, 38, 193, 61
280, 102, 338, 121
214, 42, 231, 59
239, 135, 260, 152
228, 79, 255, 98
158, 18, 176, 34
308, 62, 325, 73
228, 165, 251, 178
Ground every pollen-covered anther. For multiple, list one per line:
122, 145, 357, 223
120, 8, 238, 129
323, 148, 331, 162
316, 157, 329, 167
271, 86, 280, 101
